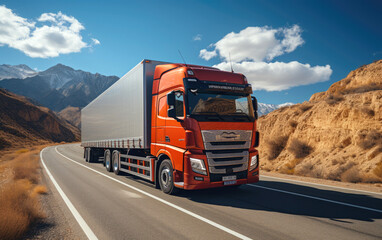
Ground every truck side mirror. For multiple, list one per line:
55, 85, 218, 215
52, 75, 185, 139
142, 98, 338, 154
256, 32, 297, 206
167, 91, 175, 106
251, 96, 258, 111
167, 91, 183, 122
252, 96, 258, 119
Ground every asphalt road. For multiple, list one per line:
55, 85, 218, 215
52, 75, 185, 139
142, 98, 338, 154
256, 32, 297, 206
40, 144, 382, 240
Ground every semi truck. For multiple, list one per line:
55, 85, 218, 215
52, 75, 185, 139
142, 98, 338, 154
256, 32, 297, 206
81, 59, 259, 194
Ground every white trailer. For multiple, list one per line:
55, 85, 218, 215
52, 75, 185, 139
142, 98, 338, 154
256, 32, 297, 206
81, 59, 169, 149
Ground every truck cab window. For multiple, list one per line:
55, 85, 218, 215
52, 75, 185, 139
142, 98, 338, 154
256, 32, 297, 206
175, 92, 184, 117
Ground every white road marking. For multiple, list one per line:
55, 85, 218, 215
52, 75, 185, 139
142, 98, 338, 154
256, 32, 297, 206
261, 175, 382, 196
122, 190, 143, 198
248, 184, 382, 214
53, 146, 252, 240
40, 148, 98, 240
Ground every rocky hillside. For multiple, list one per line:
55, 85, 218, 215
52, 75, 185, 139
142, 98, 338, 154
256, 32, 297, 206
0, 88, 80, 150
258, 60, 382, 183
58, 106, 81, 128
0, 64, 118, 111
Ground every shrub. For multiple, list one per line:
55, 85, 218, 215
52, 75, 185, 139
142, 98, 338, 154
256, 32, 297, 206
289, 120, 298, 128
360, 107, 375, 117
326, 94, 344, 105
374, 162, 382, 179
358, 130, 382, 150
341, 166, 362, 183
288, 139, 312, 158
295, 161, 313, 176
299, 104, 313, 113
343, 83, 382, 94
267, 136, 289, 160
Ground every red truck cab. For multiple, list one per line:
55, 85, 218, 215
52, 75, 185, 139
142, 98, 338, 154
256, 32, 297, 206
151, 64, 259, 194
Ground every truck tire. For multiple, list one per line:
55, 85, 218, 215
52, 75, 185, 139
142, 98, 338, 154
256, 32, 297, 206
158, 159, 178, 195
112, 150, 120, 175
88, 148, 94, 163
84, 148, 88, 162
104, 149, 112, 172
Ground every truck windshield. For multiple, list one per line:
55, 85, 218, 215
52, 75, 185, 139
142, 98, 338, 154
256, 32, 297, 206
187, 91, 255, 122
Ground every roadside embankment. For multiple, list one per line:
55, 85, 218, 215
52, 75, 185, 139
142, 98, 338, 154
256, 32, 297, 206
0, 145, 49, 239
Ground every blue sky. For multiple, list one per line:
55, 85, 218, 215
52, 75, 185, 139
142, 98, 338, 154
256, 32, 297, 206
0, 0, 381, 104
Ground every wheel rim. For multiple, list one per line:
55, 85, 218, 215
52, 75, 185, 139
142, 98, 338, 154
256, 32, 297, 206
106, 152, 110, 169
113, 155, 118, 171
161, 167, 171, 188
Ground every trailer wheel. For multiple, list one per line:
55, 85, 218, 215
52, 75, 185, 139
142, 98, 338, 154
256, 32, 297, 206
88, 148, 95, 163
104, 149, 112, 172
158, 159, 178, 195
84, 148, 88, 162
112, 150, 120, 175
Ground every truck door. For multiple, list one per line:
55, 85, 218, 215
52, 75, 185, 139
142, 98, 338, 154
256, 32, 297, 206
156, 95, 167, 144
165, 91, 186, 170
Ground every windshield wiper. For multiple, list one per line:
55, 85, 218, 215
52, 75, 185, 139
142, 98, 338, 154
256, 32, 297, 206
192, 112, 225, 121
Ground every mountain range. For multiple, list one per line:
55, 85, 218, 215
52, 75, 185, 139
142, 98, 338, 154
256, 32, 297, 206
0, 64, 37, 80
0, 64, 119, 111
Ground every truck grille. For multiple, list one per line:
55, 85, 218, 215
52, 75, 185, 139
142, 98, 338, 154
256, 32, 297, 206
201, 130, 252, 175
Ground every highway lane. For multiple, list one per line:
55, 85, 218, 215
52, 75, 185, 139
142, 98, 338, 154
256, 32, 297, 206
41, 144, 382, 240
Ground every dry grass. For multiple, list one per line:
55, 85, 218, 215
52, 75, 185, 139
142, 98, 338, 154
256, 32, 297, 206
360, 107, 375, 117
267, 136, 289, 160
325, 94, 344, 105
341, 166, 362, 183
33, 185, 48, 195
288, 120, 298, 128
358, 130, 382, 150
298, 104, 313, 113
0, 145, 47, 240
374, 162, 382, 179
280, 158, 302, 175
342, 83, 382, 94
288, 139, 312, 158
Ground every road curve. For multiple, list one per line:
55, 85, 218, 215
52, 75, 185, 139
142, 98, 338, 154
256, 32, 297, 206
40, 144, 382, 240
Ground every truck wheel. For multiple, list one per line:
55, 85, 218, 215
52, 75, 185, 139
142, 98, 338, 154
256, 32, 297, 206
84, 148, 88, 162
158, 159, 178, 195
104, 149, 112, 172
88, 148, 94, 163
112, 150, 120, 175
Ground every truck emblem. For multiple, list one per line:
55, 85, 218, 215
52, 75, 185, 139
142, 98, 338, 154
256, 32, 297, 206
216, 132, 240, 140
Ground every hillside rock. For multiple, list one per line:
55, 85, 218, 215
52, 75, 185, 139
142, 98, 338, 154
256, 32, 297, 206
57, 106, 81, 128
258, 60, 382, 183
0, 88, 80, 150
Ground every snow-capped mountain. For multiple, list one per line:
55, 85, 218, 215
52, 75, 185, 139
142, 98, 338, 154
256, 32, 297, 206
0, 64, 119, 111
0, 64, 37, 80
258, 102, 294, 116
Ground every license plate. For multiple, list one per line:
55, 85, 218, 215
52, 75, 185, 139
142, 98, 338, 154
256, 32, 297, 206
222, 175, 236, 181
224, 180, 237, 185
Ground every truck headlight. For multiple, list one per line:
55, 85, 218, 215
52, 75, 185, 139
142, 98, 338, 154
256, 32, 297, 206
249, 155, 258, 171
190, 158, 207, 175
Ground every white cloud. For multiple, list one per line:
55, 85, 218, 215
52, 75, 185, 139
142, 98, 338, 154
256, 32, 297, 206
201, 25, 304, 62
193, 34, 202, 41
200, 25, 332, 91
214, 61, 332, 91
199, 49, 217, 61
91, 38, 100, 45
0, 6, 95, 58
